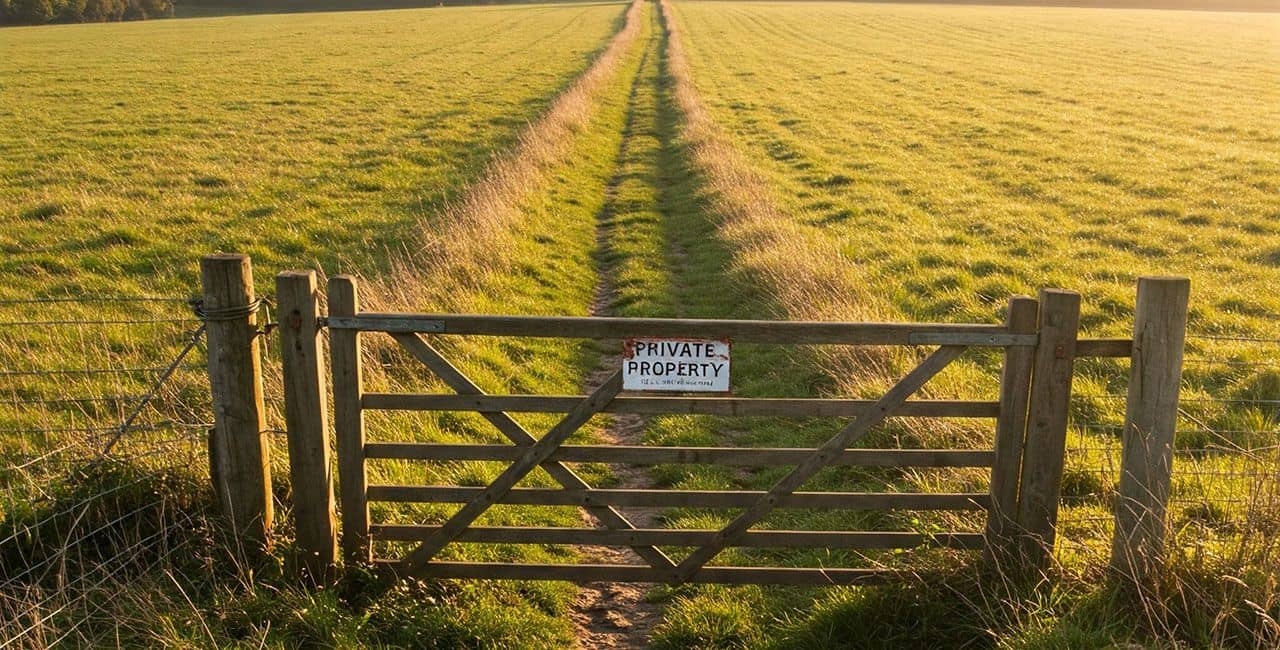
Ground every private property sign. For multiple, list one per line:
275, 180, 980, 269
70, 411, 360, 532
622, 338, 731, 392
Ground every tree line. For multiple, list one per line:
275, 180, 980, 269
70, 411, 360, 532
1, 0, 172, 25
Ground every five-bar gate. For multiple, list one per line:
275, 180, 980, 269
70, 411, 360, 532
276, 273, 1103, 585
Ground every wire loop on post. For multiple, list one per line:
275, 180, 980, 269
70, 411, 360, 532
189, 296, 276, 335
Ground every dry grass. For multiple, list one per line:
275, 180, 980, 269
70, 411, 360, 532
372, 0, 645, 313
659, 0, 951, 412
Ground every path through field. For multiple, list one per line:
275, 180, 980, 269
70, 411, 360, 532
564, 1, 736, 644
569, 5, 669, 646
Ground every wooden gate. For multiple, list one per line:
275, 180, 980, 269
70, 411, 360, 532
307, 276, 1103, 585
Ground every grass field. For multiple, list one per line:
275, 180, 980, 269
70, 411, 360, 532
4, 0, 1280, 646
0, 2, 627, 448
0, 2, 639, 645
671, 1, 1279, 336
0, 3, 622, 297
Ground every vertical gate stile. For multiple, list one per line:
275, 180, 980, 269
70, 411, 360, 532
985, 295, 1039, 569
329, 276, 371, 565
1015, 289, 1081, 574
277, 270, 339, 583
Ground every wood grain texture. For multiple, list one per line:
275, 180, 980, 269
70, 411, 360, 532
201, 254, 272, 553
364, 443, 994, 467
331, 313, 1029, 345
377, 560, 904, 585
372, 525, 984, 549
1111, 277, 1189, 585
986, 296, 1038, 566
1016, 289, 1081, 572
366, 486, 990, 510
329, 276, 369, 565
362, 393, 999, 418
277, 271, 337, 582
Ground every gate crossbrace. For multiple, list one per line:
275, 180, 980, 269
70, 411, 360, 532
390, 335, 674, 570
394, 341, 631, 574
673, 345, 967, 583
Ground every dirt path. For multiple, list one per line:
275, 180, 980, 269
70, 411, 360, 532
569, 6, 668, 646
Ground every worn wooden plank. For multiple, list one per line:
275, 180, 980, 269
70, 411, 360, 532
371, 525, 985, 549
362, 393, 1000, 418
1076, 339, 1132, 358
374, 560, 900, 585
367, 486, 990, 510
400, 371, 625, 574
365, 443, 994, 468
277, 270, 337, 583
330, 313, 1030, 345
985, 296, 1038, 568
389, 333, 674, 570
201, 254, 272, 555
673, 345, 967, 583
1111, 277, 1189, 586
1016, 289, 1081, 573
329, 276, 370, 565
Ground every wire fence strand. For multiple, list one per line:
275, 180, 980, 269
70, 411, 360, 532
0, 294, 216, 646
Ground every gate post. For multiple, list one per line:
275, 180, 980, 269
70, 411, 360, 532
986, 295, 1038, 569
329, 276, 371, 565
1110, 277, 1189, 587
1016, 289, 1080, 574
277, 270, 338, 584
201, 253, 273, 557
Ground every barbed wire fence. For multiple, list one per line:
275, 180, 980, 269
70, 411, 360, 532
0, 294, 285, 648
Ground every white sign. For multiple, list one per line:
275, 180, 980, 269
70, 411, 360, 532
622, 338, 731, 392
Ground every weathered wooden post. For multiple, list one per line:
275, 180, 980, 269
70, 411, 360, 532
1111, 277, 1189, 586
201, 254, 273, 555
1016, 289, 1080, 574
277, 270, 338, 584
986, 295, 1038, 569
329, 275, 371, 565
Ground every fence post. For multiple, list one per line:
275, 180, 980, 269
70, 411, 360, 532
985, 295, 1038, 569
201, 253, 272, 555
1016, 288, 1080, 574
277, 270, 338, 584
1111, 277, 1189, 586
329, 275, 370, 565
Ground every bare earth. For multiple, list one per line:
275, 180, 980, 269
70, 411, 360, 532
569, 361, 666, 649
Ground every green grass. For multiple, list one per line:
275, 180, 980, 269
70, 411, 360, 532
0, 1, 628, 462
0, 3, 622, 297
5, 0, 1280, 646
1, 2, 644, 645
671, 1, 1279, 338
642, 1, 1280, 647
0, 1, 629, 455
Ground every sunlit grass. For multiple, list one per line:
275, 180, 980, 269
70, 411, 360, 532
650, 1, 1280, 646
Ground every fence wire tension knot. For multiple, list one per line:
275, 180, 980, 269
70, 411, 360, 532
189, 296, 277, 336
